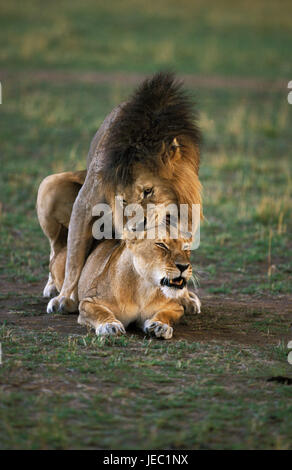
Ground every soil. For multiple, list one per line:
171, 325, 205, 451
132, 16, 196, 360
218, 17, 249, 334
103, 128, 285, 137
1, 279, 291, 347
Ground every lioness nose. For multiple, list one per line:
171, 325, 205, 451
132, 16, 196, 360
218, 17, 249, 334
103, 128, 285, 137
175, 263, 190, 273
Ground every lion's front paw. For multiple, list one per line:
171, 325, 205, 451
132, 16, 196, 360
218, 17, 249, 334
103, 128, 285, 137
95, 321, 126, 337
47, 296, 78, 314
144, 320, 173, 339
47, 296, 60, 314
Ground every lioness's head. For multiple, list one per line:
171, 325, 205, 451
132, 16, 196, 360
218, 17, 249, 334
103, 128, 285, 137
100, 73, 202, 233
126, 236, 193, 299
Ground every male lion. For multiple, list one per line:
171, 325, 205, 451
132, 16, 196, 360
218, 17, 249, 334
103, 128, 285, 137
39, 72, 202, 314
50, 235, 201, 339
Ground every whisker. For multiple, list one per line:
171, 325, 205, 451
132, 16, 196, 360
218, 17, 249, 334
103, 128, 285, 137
189, 270, 200, 289
196, 270, 210, 280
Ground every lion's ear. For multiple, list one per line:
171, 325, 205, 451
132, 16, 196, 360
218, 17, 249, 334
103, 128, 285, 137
172, 138, 182, 162
164, 138, 181, 163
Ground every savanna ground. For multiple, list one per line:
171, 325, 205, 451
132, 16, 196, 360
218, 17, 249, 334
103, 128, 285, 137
0, 0, 292, 450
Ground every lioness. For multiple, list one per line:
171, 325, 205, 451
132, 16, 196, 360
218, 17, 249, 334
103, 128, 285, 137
40, 72, 202, 314
50, 236, 200, 339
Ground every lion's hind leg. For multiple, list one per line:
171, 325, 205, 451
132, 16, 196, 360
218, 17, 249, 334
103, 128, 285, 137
43, 273, 58, 299
78, 298, 126, 337
36, 171, 86, 298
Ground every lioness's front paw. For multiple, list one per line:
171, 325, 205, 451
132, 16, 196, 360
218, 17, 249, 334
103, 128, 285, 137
144, 320, 173, 339
189, 291, 201, 313
181, 291, 201, 314
46, 296, 78, 314
95, 321, 126, 337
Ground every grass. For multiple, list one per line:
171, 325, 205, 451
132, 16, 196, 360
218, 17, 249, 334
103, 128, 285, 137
1, 325, 292, 450
0, 0, 292, 451
1, 0, 292, 78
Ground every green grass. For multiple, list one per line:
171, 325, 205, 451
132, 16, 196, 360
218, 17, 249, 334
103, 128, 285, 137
0, 0, 292, 451
0, 0, 292, 77
1, 325, 292, 450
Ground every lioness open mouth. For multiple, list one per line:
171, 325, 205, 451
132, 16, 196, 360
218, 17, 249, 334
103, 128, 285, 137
160, 276, 187, 289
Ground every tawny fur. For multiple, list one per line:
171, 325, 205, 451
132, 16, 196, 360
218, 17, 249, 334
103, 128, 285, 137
38, 170, 201, 317
36, 170, 86, 298
38, 73, 203, 313
50, 237, 200, 339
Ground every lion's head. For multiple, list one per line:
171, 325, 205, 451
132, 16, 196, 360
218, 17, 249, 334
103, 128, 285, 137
100, 72, 202, 233
126, 236, 193, 299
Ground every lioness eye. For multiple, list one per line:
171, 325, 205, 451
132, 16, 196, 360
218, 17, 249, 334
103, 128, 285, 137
143, 188, 153, 198
155, 242, 169, 251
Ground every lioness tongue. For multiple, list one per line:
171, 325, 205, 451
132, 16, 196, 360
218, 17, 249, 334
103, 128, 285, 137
170, 279, 183, 286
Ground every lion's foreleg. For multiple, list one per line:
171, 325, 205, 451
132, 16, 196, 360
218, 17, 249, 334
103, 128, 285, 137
143, 303, 184, 340
46, 205, 92, 314
47, 169, 100, 314
78, 298, 125, 337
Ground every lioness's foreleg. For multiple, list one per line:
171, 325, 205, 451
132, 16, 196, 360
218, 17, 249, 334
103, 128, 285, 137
78, 298, 126, 336
143, 303, 184, 340
180, 290, 201, 315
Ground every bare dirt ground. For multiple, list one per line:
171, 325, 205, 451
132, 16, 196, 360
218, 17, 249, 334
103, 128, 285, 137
1, 279, 291, 347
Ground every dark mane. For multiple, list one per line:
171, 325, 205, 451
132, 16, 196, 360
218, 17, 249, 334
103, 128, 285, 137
101, 72, 201, 187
